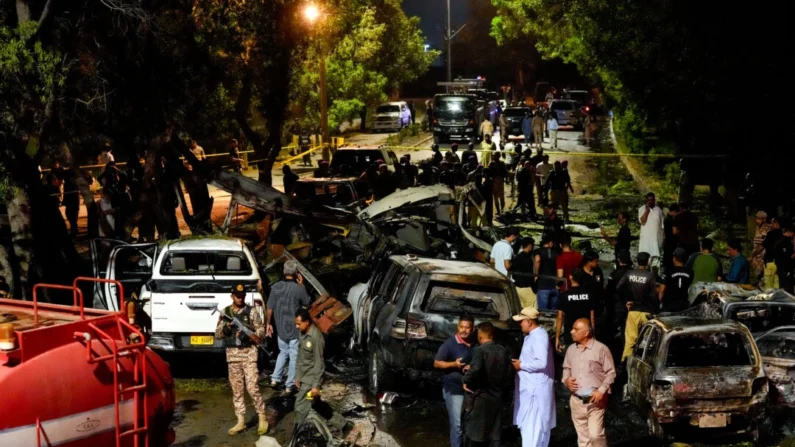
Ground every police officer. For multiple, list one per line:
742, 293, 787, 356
214, 283, 268, 436
293, 308, 352, 434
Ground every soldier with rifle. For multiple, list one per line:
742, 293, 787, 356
214, 283, 269, 436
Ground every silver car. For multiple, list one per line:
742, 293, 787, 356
549, 99, 583, 129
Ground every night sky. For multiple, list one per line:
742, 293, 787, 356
402, 0, 470, 49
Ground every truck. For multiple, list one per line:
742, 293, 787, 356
430, 94, 483, 144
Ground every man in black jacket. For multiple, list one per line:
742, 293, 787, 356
462, 322, 513, 447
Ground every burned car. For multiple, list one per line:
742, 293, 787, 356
627, 317, 768, 443
688, 287, 795, 334
347, 255, 523, 393
290, 177, 362, 209
755, 326, 795, 409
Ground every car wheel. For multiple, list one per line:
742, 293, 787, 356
368, 345, 395, 394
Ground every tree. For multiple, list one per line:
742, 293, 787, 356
290, 0, 438, 132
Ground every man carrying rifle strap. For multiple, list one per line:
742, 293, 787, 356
214, 283, 268, 436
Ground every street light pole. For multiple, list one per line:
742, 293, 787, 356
319, 54, 329, 161
447, 0, 451, 82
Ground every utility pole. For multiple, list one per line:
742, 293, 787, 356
319, 55, 329, 161
447, 0, 451, 82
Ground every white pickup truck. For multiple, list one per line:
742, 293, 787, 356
91, 237, 264, 353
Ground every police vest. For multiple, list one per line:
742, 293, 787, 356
224, 305, 254, 348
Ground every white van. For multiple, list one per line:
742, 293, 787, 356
373, 101, 412, 132
91, 237, 263, 353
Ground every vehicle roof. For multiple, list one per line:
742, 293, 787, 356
163, 237, 244, 252
379, 101, 406, 106
505, 106, 532, 110
550, 99, 578, 103
389, 255, 507, 281
651, 316, 749, 333
295, 177, 357, 183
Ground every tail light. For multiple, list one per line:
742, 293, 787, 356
433, 118, 438, 125
390, 318, 407, 339
752, 377, 769, 395
650, 380, 673, 399
468, 119, 475, 126
585, 106, 590, 112
406, 317, 427, 339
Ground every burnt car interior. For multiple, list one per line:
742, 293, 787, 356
730, 305, 795, 334
665, 332, 753, 368
422, 283, 505, 319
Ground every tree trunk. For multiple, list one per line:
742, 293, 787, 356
0, 245, 13, 296
6, 185, 34, 300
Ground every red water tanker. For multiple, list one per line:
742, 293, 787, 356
0, 278, 175, 446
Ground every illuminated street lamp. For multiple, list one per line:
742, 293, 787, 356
303, 3, 330, 161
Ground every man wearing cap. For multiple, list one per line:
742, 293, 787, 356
491, 227, 519, 277
215, 284, 268, 436
293, 308, 353, 434
562, 318, 616, 447
512, 307, 556, 447
265, 260, 312, 396
616, 252, 658, 362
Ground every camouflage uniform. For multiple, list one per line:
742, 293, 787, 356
750, 223, 770, 286
215, 304, 266, 417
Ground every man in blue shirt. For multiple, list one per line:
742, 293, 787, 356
726, 238, 750, 284
434, 315, 475, 447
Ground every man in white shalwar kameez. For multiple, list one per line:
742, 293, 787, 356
638, 192, 664, 265
511, 307, 556, 447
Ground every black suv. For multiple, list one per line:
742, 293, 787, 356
348, 255, 523, 393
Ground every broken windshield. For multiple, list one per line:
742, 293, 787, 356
423, 282, 506, 318
729, 304, 795, 333
665, 332, 753, 367
757, 335, 795, 360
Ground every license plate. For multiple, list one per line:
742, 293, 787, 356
698, 413, 727, 428
190, 335, 215, 345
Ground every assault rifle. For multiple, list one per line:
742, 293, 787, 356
212, 306, 273, 357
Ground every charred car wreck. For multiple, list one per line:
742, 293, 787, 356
627, 317, 769, 443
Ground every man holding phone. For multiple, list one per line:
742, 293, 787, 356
265, 260, 311, 396
434, 315, 475, 447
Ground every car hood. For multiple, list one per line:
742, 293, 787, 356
359, 185, 454, 220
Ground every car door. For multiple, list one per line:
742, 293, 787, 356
105, 243, 158, 311
627, 325, 653, 407
368, 264, 400, 342
361, 259, 394, 340
636, 327, 662, 411
400, 105, 409, 126
90, 238, 128, 309
375, 269, 410, 365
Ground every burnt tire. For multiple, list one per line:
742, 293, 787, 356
368, 346, 395, 394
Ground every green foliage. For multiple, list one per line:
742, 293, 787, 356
291, 0, 438, 132
0, 21, 65, 141
384, 123, 421, 146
